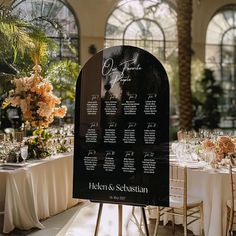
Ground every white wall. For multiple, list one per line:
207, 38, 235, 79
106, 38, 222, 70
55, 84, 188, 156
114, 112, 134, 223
67, 0, 117, 65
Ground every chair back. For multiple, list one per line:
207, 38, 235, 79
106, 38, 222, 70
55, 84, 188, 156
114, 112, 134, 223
170, 164, 187, 209
0, 133, 5, 142
229, 162, 235, 213
15, 131, 23, 142
177, 130, 185, 141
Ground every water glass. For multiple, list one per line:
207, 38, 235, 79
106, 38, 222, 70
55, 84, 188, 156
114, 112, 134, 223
15, 147, 21, 163
21, 145, 28, 163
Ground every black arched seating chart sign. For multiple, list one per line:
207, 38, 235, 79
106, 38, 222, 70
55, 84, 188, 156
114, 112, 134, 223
73, 46, 169, 207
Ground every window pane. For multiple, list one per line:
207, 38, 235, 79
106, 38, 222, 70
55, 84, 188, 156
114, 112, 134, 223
206, 5, 236, 125
12, 0, 79, 61
105, 0, 177, 60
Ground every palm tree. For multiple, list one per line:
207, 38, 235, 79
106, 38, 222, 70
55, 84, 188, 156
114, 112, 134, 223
0, 6, 57, 128
0, 6, 56, 72
176, 0, 193, 130
0, 7, 33, 66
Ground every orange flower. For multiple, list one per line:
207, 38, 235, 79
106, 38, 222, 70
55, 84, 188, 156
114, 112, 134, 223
5, 95, 21, 107
202, 139, 215, 150
4, 65, 67, 128
218, 136, 235, 154
231, 138, 236, 145
54, 106, 67, 118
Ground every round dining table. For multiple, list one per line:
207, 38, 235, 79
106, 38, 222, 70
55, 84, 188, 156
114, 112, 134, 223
149, 160, 232, 236
186, 164, 231, 236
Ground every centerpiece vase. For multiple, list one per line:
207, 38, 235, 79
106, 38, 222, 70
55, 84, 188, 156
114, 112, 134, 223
205, 150, 218, 168
27, 126, 51, 159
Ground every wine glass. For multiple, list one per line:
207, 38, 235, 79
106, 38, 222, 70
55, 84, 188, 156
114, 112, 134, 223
20, 145, 28, 164
12, 140, 21, 163
15, 146, 21, 163
49, 139, 57, 156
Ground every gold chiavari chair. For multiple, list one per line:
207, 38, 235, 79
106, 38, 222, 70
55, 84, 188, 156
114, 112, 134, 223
177, 130, 185, 141
0, 134, 5, 214
15, 131, 23, 142
154, 164, 204, 236
226, 163, 236, 236
177, 130, 196, 142
0, 133, 5, 142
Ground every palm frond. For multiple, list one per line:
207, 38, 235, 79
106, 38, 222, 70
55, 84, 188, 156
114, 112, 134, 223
46, 59, 80, 101
0, 7, 34, 61
0, 6, 57, 65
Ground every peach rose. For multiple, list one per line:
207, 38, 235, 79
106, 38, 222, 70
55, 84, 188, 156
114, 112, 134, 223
54, 106, 67, 118
4, 65, 67, 128
218, 136, 235, 154
202, 139, 215, 150
231, 138, 236, 145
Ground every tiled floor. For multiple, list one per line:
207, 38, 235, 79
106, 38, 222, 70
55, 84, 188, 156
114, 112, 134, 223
0, 202, 194, 236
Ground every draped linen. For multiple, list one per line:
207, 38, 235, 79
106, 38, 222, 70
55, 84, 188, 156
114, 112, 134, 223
0, 153, 80, 233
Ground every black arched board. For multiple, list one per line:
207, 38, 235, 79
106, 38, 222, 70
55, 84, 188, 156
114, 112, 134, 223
73, 46, 169, 206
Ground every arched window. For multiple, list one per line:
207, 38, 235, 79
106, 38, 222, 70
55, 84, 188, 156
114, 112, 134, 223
10, 0, 80, 124
206, 5, 236, 120
12, 0, 80, 61
105, 0, 177, 61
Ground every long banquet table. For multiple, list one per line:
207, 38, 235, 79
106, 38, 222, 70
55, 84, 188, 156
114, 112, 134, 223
0, 153, 80, 233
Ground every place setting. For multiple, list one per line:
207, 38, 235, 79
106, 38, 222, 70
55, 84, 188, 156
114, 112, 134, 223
171, 130, 236, 172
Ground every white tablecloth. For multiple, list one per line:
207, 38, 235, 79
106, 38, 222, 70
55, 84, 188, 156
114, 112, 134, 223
0, 153, 80, 233
149, 163, 231, 236
55, 160, 231, 236
187, 167, 230, 236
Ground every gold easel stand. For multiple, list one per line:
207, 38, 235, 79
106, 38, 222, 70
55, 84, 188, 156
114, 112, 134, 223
94, 203, 149, 236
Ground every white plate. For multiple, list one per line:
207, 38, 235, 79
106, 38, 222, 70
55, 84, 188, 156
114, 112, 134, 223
187, 162, 205, 169
0, 163, 26, 167
169, 154, 176, 158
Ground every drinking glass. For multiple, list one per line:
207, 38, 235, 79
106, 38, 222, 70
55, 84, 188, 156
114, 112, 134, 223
15, 147, 21, 163
12, 140, 21, 163
21, 145, 28, 163
49, 139, 57, 156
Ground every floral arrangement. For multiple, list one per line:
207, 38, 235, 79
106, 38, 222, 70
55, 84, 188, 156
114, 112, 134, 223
3, 65, 67, 159
201, 136, 235, 162
3, 65, 67, 128
201, 139, 215, 151
26, 129, 52, 159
